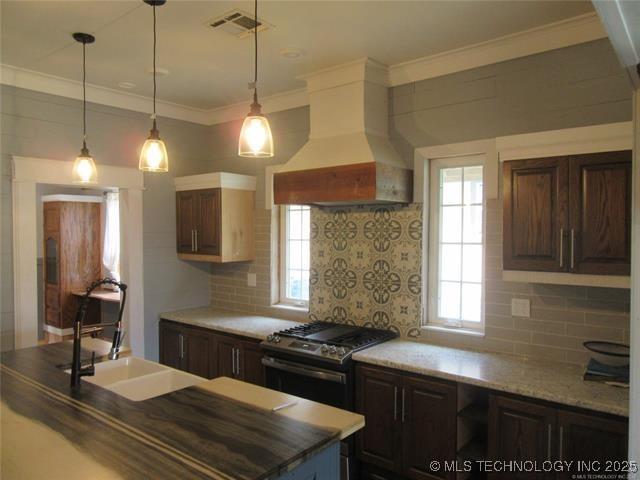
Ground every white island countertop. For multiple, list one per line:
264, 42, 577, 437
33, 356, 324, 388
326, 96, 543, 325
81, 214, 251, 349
353, 340, 629, 417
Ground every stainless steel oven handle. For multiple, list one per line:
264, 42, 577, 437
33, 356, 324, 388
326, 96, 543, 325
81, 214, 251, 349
261, 357, 347, 384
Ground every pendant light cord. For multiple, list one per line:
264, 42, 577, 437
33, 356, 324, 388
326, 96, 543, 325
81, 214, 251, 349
82, 40, 87, 148
253, 0, 258, 103
153, 4, 157, 118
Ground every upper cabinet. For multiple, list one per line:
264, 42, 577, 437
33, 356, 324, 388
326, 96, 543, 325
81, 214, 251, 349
175, 173, 256, 263
503, 150, 631, 278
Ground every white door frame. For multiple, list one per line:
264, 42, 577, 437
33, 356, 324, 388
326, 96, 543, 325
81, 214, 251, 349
11, 156, 145, 355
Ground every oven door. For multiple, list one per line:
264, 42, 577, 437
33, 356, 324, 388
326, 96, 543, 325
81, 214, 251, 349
262, 356, 348, 409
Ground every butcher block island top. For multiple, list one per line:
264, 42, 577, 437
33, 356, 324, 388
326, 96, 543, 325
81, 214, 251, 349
1, 340, 363, 479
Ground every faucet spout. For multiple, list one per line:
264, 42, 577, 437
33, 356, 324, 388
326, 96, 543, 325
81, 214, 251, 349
70, 277, 128, 389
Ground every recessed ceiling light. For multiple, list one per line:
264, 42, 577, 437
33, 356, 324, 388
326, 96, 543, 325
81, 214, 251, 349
118, 81, 136, 89
280, 48, 305, 59
146, 67, 170, 77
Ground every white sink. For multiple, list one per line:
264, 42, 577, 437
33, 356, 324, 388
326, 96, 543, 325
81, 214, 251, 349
65, 357, 206, 401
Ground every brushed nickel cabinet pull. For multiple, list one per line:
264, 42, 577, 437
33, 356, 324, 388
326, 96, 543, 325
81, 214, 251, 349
559, 228, 564, 267
401, 388, 406, 423
231, 348, 236, 375
195, 230, 198, 252
236, 348, 241, 376
179, 334, 184, 360
570, 229, 575, 270
559, 426, 564, 461
393, 386, 398, 421
547, 424, 552, 460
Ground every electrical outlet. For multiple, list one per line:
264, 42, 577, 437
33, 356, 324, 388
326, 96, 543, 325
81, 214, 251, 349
247, 273, 257, 287
511, 298, 530, 318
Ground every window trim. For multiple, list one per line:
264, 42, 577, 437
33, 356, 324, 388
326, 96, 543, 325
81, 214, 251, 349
426, 154, 487, 333
279, 205, 310, 308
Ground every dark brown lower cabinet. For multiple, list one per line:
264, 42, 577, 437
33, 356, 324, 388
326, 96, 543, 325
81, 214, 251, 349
356, 365, 457, 480
556, 410, 628, 479
489, 395, 556, 479
489, 393, 628, 480
210, 333, 264, 386
159, 320, 211, 378
159, 319, 265, 386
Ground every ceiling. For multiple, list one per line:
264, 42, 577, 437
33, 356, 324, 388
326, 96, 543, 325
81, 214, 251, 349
1, 1, 595, 110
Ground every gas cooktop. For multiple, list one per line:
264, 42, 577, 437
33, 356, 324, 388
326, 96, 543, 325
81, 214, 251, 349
262, 321, 397, 364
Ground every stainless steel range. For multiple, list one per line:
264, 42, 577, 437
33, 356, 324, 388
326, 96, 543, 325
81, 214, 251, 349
262, 321, 397, 365
261, 321, 397, 480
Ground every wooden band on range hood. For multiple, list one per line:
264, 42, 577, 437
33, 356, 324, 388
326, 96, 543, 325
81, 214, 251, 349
273, 162, 413, 206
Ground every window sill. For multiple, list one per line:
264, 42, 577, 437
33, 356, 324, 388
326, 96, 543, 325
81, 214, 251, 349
422, 325, 485, 337
272, 303, 309, 313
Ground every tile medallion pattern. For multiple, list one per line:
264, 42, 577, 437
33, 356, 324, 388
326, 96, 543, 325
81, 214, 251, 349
309, 204, 423, 338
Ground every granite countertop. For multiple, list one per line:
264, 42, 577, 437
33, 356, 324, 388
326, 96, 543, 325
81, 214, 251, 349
160, 307, 303, 339
353, 340, 629, 417
1, 340, 346, 480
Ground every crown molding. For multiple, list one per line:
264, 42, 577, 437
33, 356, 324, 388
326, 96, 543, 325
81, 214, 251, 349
204, 88, 308, 125
0, 64, 212, 125
388, 12, 607, 86
0, 13, 608, 126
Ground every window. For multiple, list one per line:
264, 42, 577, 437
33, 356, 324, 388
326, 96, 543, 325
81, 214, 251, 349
427, 156, 485, 332
280, 205, 311, 307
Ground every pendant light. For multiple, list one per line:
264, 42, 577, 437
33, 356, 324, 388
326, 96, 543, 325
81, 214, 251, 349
238, 0, 274, 158
71, 32, 98, 184
139, 0, 169, 172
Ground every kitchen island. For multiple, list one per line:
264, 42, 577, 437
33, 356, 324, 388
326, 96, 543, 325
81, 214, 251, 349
1, 340, 363, 479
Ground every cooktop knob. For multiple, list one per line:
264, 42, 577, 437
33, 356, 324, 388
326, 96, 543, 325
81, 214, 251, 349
337, 347, 347, 356
329, 345, 337, 354
274, 336, 281, 343
321, 344, 329, 353
267, 335, 274, 342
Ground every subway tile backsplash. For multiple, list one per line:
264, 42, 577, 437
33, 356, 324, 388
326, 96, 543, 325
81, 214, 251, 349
211, 200, 630, 366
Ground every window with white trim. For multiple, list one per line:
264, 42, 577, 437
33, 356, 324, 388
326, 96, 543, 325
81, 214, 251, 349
280, 205, 310, 307
427, 155, 485, 332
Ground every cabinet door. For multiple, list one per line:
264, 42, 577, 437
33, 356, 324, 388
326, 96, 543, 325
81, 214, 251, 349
503, 158, 569, 272
488, 395, 556, 480
356, 366, 403, 473
176, 192, 197, 253
184, 327, 212, 379
214, 335, 237, 378
557, 410, 628, 479
160, 321, 183, 370
568, 151, 632, 275
402, 376, 457, 480
239, 340, 264, 386
196, 189, 221, 255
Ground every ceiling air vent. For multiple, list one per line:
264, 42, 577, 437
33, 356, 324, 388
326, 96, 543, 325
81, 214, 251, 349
207, 9, 272, 39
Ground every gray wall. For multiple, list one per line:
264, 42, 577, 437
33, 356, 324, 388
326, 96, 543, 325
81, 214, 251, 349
1, 85, 212, 359
389, 39, 631, 163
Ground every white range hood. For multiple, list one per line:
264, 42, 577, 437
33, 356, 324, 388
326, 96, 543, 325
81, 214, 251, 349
273, 58, 412, 205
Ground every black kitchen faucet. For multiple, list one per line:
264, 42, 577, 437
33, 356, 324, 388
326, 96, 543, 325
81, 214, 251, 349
70, 277, 127, 389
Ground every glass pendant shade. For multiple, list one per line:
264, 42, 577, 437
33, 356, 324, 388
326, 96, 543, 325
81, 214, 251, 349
72, 146, 98, 184
238, 114, 274, 157
139, 124, 168, 172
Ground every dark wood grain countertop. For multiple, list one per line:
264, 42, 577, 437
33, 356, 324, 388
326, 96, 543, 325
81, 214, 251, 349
1, 341, 339, 479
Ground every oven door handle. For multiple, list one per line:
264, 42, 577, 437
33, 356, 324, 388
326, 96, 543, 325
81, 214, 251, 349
261, 357, 347, 384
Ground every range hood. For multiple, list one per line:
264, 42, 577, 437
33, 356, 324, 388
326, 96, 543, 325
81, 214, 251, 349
273, 58, 412, 206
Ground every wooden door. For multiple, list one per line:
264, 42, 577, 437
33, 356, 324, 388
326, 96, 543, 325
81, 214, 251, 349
503, 158, 569, 272
402, 376, 457, 480
214, 335, 237, 379
239, 339, 264, 386
183, 327, 212, 379
196, 189, 221, 255
557, 410, 628, 479
159, 321, 183, 370
176, 191, 197, 253
568, 150, 632, 275
488, 395, 556, 479
356, 365, 403, 473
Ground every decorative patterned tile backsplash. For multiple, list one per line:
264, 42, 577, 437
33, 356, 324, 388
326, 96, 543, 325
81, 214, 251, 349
309, 204, 424, 338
